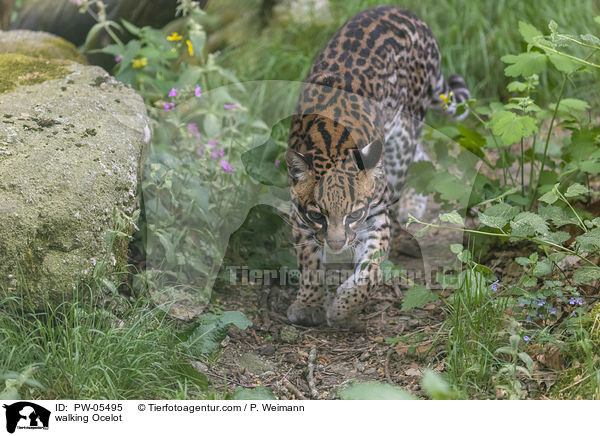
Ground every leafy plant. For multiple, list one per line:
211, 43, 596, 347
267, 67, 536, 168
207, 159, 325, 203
183, 311, 252, 356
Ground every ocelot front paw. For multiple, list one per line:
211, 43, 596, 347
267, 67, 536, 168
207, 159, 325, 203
287, 301, 326, 326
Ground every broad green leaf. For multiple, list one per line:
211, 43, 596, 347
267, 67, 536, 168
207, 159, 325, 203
501, 52, 547, 77
518, 352, 535, 373
484, 203, 519, 220
478, 212, 508, 229
532, 259, 552, 277
439, 210, 464, 226
575, 227, 600, 252
241, 137, 287, 187
491, 111, 537, 145
548, 252, 566, 263
401, 286, 438, 311
340, 382, 415, 400
542, 231, 570, 245
203, 113, 221, 138
565, 183, 588, 197
456, 125, 485, 159
507, 81, 527, 92
573, 266, 600, 284
550, 98, 590, 113
450, 244, 463, 254
519, 21, 543, 44
548, 53, 579, 73
189, 30, 207, 54
381, 260, 404, 282
185, 311, 252, 356
537, 205, 578, 227
421, 370, 456, 400
538, 190, 558, 204
595, 16, 600, 25
510, 211, 549, 237
233, 386, 276, 400
516, 257, 530, 266
120, 18, 141, 36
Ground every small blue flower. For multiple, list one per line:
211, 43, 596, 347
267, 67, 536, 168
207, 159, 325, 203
539, 314, 545, 319
524, 336, 531, 342
519, 302, 524, 307
538, 300, 546, 306
491, 280, 500, 292
569, 298, 576, 305
526, 315, 531, 323
576, 298, 583, 306
550, 308, 556, 315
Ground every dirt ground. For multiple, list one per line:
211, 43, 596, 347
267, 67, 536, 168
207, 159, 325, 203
202, 204, 458, 400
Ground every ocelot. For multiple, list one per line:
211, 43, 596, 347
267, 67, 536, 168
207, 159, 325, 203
285, 6, 470, 327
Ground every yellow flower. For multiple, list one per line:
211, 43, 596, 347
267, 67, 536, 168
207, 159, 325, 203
132, 57, 147, 68
439, 91, 454, 109
167, 32, 183, 41
186, 40, 194, 56
439, 91, 454, 107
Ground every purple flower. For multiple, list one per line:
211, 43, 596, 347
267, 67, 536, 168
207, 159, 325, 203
220, 160, 234, 175
491, 280, 500, 292
212, 149, 224, 161
163, 102, 175, 111
224, 104, 237, 109
187, 123, 201, 140
524, 336, 531, 342
207, 139, 217, 148
168, 88, 178, 97
70, 0, 82, 4
576, 297, 583, 306
274, 159, 280, 167
526, 315, 531, 323
550, 308, 556, 315
569, 297, 576, 305
115, 55, 121, 63
538, 300, 546, 306
195, 85, 202, 98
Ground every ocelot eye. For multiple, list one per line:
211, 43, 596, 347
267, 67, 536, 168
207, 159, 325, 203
307, 210, 325, 222
348, 209, 365, 221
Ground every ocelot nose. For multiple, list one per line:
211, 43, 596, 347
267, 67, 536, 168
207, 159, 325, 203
326, 238, 345, 251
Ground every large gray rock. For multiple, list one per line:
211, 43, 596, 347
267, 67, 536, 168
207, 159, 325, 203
0, 46, 151, 304
0, 29, 85, 62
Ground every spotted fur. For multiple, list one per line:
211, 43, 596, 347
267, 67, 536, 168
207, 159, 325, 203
286, 6, 469, 326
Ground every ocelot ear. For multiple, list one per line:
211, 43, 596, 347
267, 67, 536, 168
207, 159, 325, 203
352, 139, 383, 171
285, 149, 313, 183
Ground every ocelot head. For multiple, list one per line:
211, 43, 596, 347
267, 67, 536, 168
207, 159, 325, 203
286, 118, 384, 253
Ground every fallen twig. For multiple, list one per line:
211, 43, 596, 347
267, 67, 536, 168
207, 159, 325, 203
282, 379, 308, 400
307, 346, 319, 399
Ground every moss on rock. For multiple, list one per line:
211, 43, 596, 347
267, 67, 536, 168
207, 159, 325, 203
0, 53, 69, 94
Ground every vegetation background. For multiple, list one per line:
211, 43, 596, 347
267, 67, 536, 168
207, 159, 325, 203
1, 0, 599, 400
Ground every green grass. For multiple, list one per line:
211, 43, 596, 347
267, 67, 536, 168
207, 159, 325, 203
0, 285, 210, 399
214, 0, 600, 105
443, 268, 511, 397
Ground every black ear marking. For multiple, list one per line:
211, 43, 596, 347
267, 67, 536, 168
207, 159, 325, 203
352, 139, 383, 170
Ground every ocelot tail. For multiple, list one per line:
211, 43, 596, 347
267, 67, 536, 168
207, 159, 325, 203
285, 6, 470, 327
